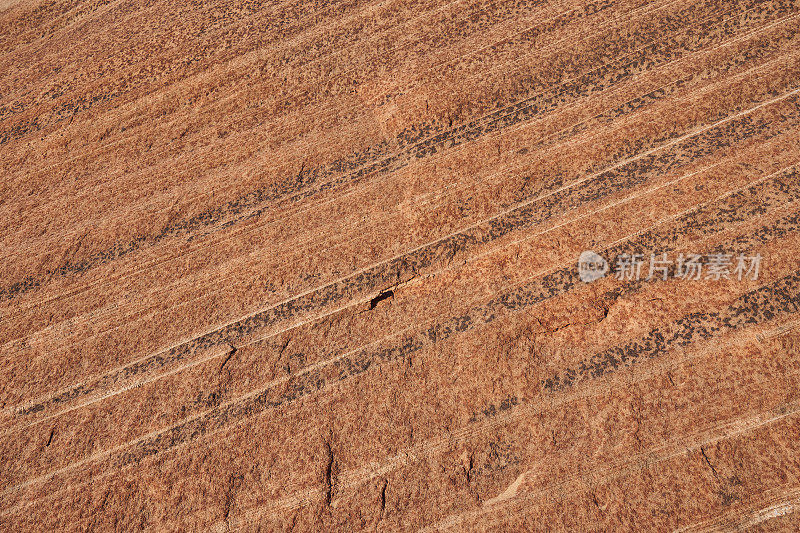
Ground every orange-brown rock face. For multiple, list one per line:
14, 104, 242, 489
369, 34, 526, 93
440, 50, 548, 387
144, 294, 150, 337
2, 0, 800, 530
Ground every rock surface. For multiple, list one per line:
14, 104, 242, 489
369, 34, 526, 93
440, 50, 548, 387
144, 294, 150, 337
1, 0, 800, 530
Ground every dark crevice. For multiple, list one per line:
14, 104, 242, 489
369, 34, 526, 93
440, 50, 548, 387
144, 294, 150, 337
279, 338, 293, 374
323, 441, 336, 506
278, 337, 291, 357
219, 345, 236, 373
98, 490, 111, 512
369, 289, 394, 310
379, 479, 387, 514
701, 446, 719, 478
222, 473, 242, 529
591, 492, 604, 513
